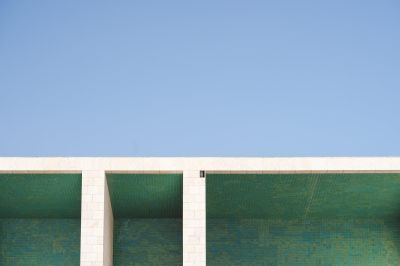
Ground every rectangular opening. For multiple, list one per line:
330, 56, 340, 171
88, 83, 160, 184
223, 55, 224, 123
0, 173, 82, 265
207, 173, 400, 265
107, 173, 183, 265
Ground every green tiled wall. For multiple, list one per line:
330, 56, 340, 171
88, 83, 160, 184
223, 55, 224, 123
0, 174, 81, 264
107, 174, 182, 218
207, 173, 400, 219
207, 173, 400, 265
0, 174, 82, 218
113, 219, 182, 265
207, 219, 400, 265
107, 174, 183, 265
0, 219, 80, 266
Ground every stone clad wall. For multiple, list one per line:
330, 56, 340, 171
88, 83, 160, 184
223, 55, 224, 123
183, 170, 206, 266
80, 171, 111, 266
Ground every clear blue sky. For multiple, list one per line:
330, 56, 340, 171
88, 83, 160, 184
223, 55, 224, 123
0, 1, 399, 156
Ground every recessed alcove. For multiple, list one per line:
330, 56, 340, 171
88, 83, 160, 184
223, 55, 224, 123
107, 173, 183, 265
0, 173, 81, 265
207, 173, 400, 265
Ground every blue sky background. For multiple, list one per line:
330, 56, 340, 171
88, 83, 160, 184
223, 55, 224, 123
0, 0, 399, 156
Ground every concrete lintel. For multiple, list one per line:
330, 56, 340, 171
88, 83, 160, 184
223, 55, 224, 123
0, 157, 400, 172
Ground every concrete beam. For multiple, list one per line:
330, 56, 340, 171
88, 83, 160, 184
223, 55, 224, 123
0, 157, 400, 172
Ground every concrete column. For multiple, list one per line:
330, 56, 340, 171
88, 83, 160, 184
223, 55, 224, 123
103, 174, 113, 266
183, 170, 206, 266
80, 170, 114, 266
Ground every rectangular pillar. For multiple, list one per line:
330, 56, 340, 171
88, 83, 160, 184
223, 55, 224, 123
103, 174, 114, 265
81, 170, 114, 266
183, 170, 206, 266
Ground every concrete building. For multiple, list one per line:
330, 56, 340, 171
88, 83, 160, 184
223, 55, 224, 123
1, 157, 400, 265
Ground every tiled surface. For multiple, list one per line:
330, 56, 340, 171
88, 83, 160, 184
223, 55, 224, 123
207, 173, 400, 219
113, 219, 182, 265
107, 174, 182, 218
107, 173, 183, 265
207, 218, 400, 265
0, 219, 80, 265
1, 158, 400, 266
207, 173, 400, 264
0, 174, 81, 265
0, 173, 81, 218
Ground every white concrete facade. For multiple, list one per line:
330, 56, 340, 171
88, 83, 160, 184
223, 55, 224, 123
1, 157, 400, 266
183, 170, 206, 266
103, 174, 113, 266
80, 170, 113, 266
